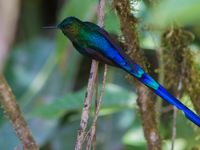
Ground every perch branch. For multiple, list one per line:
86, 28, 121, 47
75, 60, 99, 150
74, 0, 105, 149
86, 65, 107, 150
0, 75, 39, 150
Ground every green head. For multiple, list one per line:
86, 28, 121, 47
57, 16, 82, 40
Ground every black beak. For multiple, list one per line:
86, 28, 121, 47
42, 26, 58, 29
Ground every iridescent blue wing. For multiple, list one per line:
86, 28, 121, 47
84, 22, 139, 73
72, 42, 116, 66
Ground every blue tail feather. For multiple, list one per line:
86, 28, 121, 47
155, 85, 200, 127
122, 62, 200, 127
107, 46, 200, 127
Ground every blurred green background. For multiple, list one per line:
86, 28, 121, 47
0, 0, 200, 149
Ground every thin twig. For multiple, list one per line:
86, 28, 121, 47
91, 73, 99, 150
93, 65, 107, 128
161, 105, 173, 114
171, 106, 177, 150
75, 1, 105, 149
0, 75, 39, 150
171, 77, 183, 150
97, 0, 105, 26
75, 60, 99, 150
86, 65, 107, 150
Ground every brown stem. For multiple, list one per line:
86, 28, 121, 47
85, 73, 99, 150
0, 75, 39, 150
171, 65, 183, 150
75, 1, 105, 149
171, 81, 183, 150
171, 107, 177, 150
137, 86, 162, 149
86, 65, 107, 150
74, 60, 99, 150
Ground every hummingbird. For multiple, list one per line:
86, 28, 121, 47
47, 16, 200, 127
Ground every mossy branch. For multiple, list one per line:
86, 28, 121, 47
0, 75, 39, 150
113, 0, 162, 149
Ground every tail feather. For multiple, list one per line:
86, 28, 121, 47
114, 51, 200, 127
128, 66, 200, 127
155, 85, 200, 127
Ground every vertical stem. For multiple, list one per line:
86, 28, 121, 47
74, 1, 105, 149
171, 107, 177, 150
171, 79, 182, 150
97, 0, 105, 26
91, 74, 99, 149
86, 65, 107, 150
0, 75, 39, 150
92, 65, 107, 124
74, 60, 99, 150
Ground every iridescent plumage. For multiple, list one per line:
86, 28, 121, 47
57, 16, 200, 127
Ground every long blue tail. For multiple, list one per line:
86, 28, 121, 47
105, 44, 200, 127
136, 69, 200, 127
121, 62, 200, 127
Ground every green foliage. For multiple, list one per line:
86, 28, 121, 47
146, 0, 200, 28
30, 84, 137, 119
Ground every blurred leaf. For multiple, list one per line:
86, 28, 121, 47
19, 47, 81, 113
30, 84, 137, 119
0, 123, 21, 150
28, 118, 58, 145
49, 121, 79, 150
5, 38, 55, 99
123, 127, 146, 148
104, 2, 120, 34
146, 0, 200, 28
162, 139, 186, 150
58, 0, 97, 21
